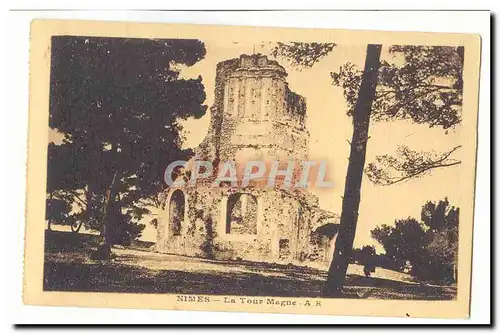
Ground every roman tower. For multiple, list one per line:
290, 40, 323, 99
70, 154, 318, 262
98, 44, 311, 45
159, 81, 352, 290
157, 54, 338, 265
197, 54, 309, 165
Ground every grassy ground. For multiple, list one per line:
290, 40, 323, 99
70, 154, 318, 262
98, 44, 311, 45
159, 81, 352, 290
43, 231, 456, 299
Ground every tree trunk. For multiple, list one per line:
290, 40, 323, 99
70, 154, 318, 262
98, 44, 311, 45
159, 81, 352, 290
456, 46, 464, 91
70, 220, 83, 233
85, 186, 92, 223
47, 193, 53, 231
72, 187, 92, 233
102, 172, 118, 245
323, 44, 382, 297
92, 172, 118, 260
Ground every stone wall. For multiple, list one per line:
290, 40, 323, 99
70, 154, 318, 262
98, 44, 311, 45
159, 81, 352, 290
156, 186, 339, 265
156, 54, 338, 267
196, 54, 309, 165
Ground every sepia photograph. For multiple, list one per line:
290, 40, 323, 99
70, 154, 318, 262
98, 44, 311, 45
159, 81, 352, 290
23, 19, 481, 318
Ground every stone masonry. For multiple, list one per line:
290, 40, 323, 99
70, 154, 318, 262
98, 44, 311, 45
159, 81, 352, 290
156, 54, 339, 266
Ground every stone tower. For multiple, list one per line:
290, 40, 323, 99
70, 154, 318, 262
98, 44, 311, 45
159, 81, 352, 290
197, 54, 309, 165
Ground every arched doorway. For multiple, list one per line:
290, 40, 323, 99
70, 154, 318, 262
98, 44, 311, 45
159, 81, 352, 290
225, 193, 258, 234
312, 223, 340, 264
168, 190, 185, 236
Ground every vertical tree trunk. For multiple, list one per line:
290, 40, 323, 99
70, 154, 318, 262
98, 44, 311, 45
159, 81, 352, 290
85, 185, 92, 223
71, 188, 90, 233
93, 172, 118, 260
323, 44, 382, 297
47, 192, 53, 231
102, 171, 118, 245
456, 46, 464, 91
78, 187, 93, 233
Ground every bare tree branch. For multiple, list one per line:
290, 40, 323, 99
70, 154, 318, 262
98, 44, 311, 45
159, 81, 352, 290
365, 145, 462, 186
271, 42, 337, 69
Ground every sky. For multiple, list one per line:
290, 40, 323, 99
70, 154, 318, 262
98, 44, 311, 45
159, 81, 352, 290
49, 40, 466, 252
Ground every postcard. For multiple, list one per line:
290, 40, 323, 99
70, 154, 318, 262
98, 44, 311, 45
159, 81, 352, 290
24, 19, 481, 318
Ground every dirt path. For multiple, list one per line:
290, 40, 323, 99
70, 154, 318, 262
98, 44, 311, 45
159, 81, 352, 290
44, 245, 456, 300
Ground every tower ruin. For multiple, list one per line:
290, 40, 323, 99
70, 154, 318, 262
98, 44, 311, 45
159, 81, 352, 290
156, 54, 338, 265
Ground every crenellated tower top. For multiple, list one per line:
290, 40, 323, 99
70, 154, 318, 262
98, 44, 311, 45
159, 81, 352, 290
197, 54, 309, 164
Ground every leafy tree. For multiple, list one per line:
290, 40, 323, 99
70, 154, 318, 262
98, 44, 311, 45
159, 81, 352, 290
371, 198, 459, 283
272, 42, 464, 295
359, 245, 376, 262
46, 196, 74, 231
421, 198, 459, 281
271, 42, 336, 69
333, 46, 463, 127
46, 143, 88, 232
371, 218, 427, 263
371, 218, 429, 280
361, 46, 464, 185
48, 36, 207, 256
421, 197, 459, 232
360, 245, 376, 277
351, 245, 377, 277
365, 145, 462, 186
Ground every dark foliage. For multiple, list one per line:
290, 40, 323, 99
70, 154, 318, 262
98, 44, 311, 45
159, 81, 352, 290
332, 46, 464, 129
351, 247, 402, 272
47, 36, 208, 245
371, 198, 459, 283
272, 42, 464, 293
271, 42, 336, 69
351, 245, 377, 277
332, 46, 464, 185
365, 145, 462, 186
46, 197, 75, 227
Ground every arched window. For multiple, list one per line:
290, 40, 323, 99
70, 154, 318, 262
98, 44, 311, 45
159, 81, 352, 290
226, 193, 258, 234
311, 222, 339, 263
169, 190, 185, 236
279, 238, 291, 259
